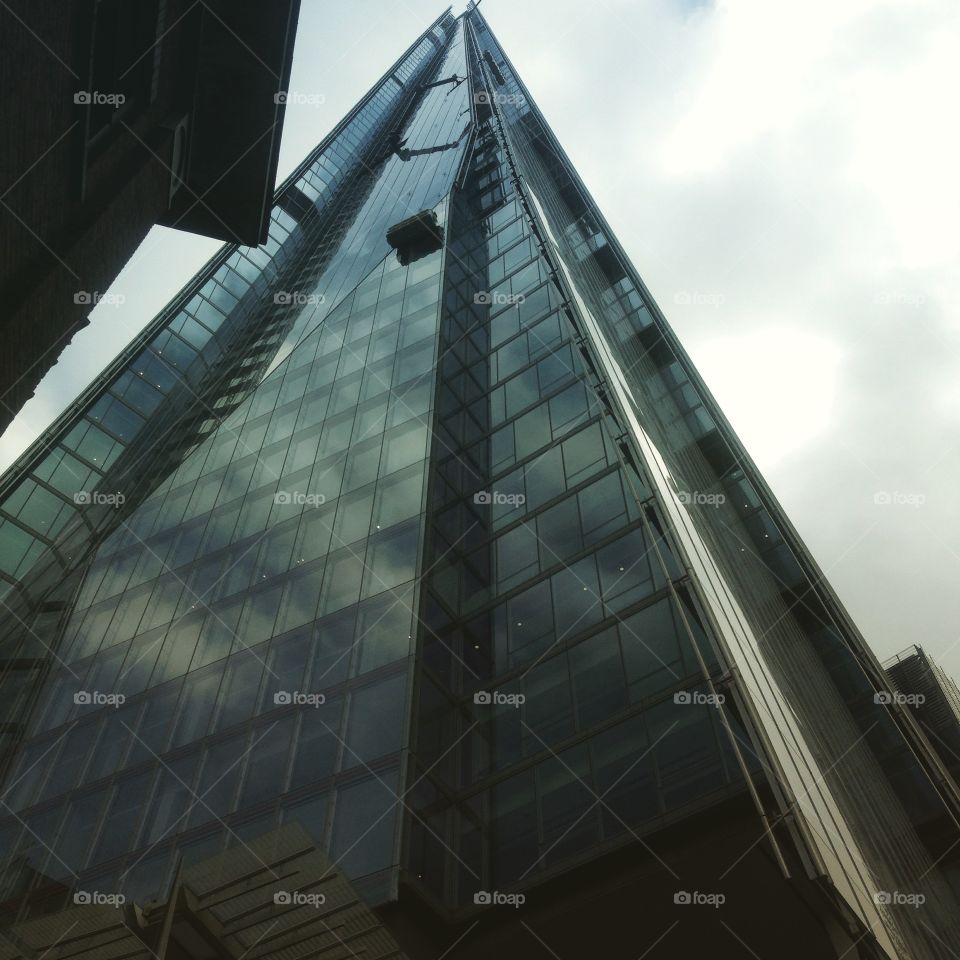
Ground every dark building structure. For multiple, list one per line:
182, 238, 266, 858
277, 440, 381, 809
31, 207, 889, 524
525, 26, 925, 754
0, 0, 301, 436
1, 5, 960, 958
0, 823, 410, 960
885, 645, 960, 786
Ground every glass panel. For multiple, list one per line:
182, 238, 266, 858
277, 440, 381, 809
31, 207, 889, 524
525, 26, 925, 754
94, 770, 155, 864
331, 770, 399, 878
289, 697, 342, 790
343, 674, 406, 769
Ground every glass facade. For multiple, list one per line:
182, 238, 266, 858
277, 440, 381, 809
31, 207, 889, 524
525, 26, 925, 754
0, 8, 465, 915
405, 115, 746, 904
1, 6, 960, 959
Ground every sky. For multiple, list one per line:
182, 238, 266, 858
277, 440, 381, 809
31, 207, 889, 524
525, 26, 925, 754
2, 0, 959, 674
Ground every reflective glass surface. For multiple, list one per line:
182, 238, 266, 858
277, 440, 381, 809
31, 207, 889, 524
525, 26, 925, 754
0, 11, 464, 916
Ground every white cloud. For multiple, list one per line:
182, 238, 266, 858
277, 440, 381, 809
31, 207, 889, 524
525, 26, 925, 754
693, 328, 843, 468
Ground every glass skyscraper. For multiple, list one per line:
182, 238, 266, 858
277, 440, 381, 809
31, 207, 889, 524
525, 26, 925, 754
1, 6, 959, 959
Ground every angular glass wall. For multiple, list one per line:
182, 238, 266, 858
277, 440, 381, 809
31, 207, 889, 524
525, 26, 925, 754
405, 116, 752, 912
459, 9, 960, 959
0, 9, 473, 921
0, 234, 445, 917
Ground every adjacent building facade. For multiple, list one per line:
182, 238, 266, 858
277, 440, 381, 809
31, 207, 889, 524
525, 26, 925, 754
0, 0, 301, 435
1, 6, 959, 958
885, 645, 960, 786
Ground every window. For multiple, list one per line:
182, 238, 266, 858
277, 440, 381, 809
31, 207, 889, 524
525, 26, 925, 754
356, 587, 414, 674
647, 695, 727, 807
258, 629, 312, 710
537, 745, 598, 862
491, 769, 537, 884
240, 717, 295, 807
514, 404, 550, 461
152, 615, 203, 683
282, 793, 329, 846
523, 655, 573, 751
290, 698, 342, 789
125, 685, 178, 765
549, 381, 590, 437
579, 473, 629, 545
332, 487, 375, 549
239, 584, 283, 645
591, 714, 658, 833
310, 608, 356, 686
213, 651, 264, 730
318, 548, 364, 616
331, 771, 399, 878
94, 769, 156, 864
496, 523, 539, 589
521, 446, 565, 511
86, 706, 135, 781
343, 674, 406, 768
372, 462, 424, 530
382, 420, 428, 475
570, 628, 627, 728
619, 598, 687, 701
362, 521, 418, 598
145, 753, 200, 845
596, 528, 653, 612
561, 423, 608, 486
170, 669, 220, 748
189, 733, 245, 828
551, 556, 602, 639
294, 500, 336, 563
275, 565, 324, 635
191, 598, 242, 669
536, 496, 582, 565
55, 789, 107, 875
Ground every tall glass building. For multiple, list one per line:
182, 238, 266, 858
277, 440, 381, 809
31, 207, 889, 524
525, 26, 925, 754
1, 6, 959, 959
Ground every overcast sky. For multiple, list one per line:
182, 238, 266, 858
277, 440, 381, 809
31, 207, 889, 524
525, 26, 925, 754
2, 0, 958, 675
